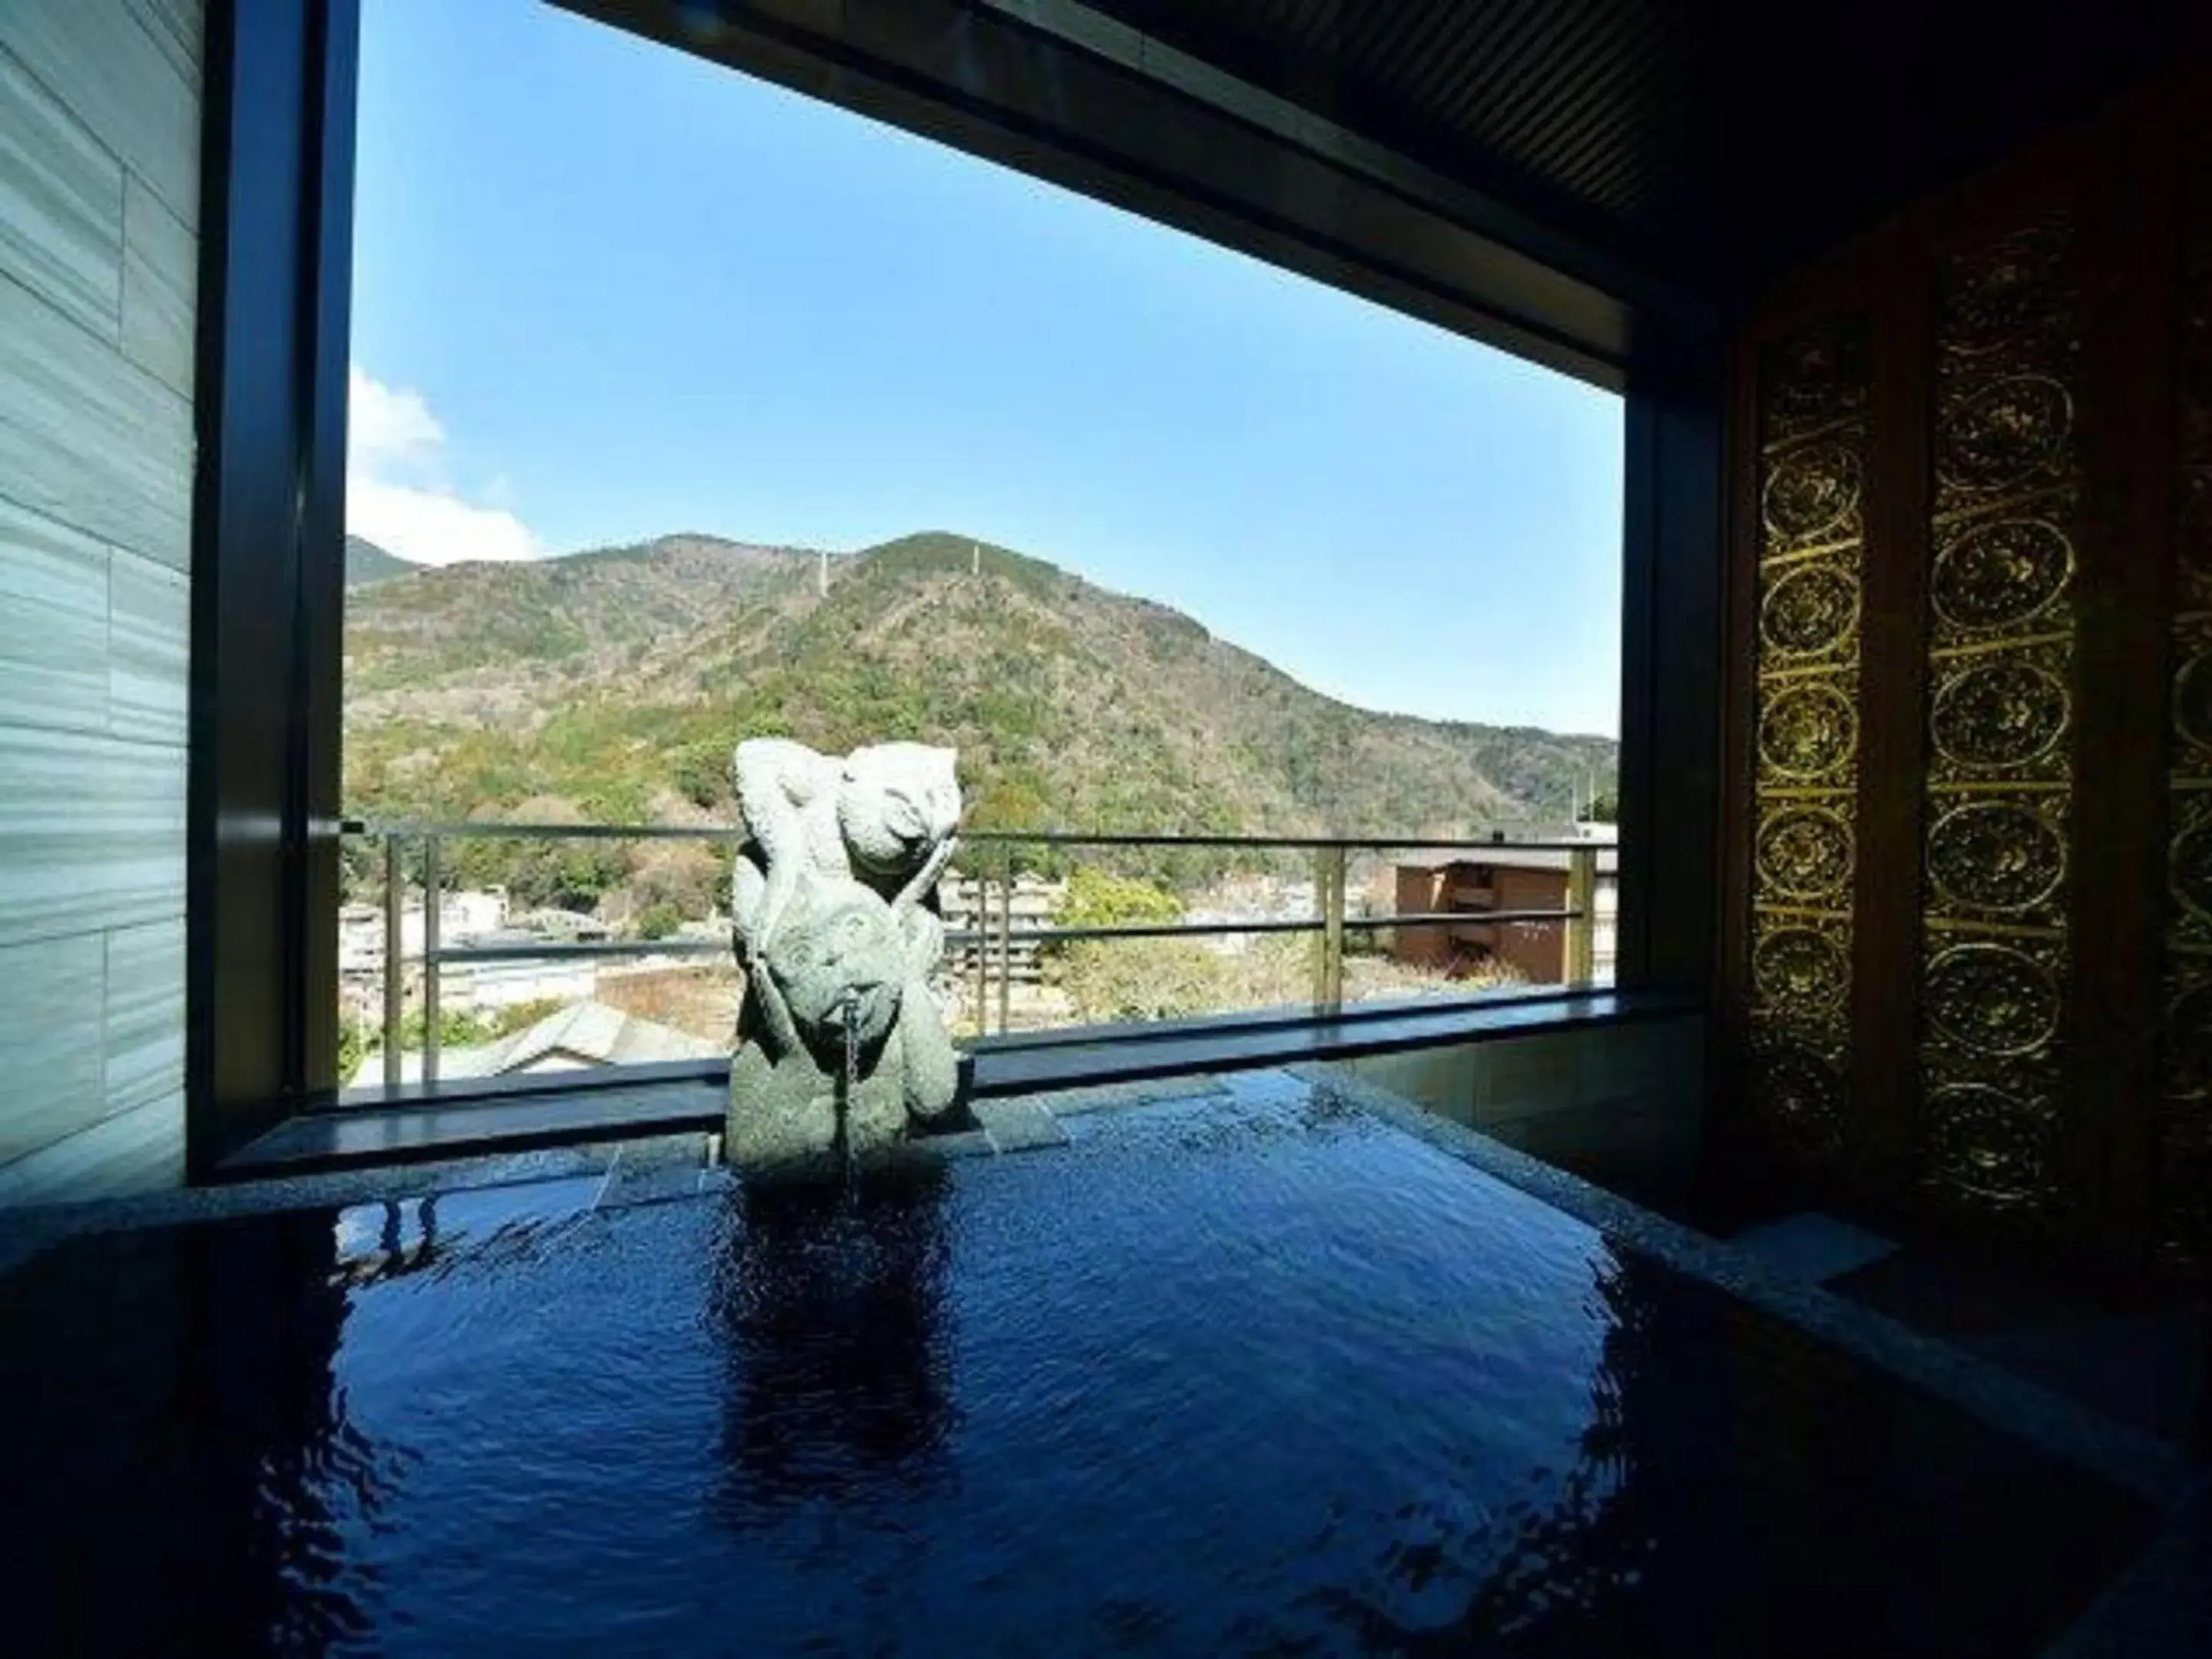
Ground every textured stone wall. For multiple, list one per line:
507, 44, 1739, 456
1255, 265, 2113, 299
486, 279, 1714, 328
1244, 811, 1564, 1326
0, 0, 200, 1203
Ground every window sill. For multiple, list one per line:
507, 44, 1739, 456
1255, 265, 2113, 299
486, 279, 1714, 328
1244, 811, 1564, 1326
224, 987, 1695, 1179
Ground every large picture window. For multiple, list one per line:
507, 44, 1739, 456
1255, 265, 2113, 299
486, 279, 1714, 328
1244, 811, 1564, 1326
333, 0, 1624, 1097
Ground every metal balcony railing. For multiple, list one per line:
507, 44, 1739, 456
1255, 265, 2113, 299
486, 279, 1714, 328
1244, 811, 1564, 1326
338, 820, 1604, 1091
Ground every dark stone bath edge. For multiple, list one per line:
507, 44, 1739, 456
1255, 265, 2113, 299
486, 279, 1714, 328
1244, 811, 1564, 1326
1290, 1065, 2211, 1659
1292, 1065, 2195, 1511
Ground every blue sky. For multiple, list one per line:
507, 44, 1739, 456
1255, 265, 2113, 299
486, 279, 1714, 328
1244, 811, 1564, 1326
348, 0, 1624, 736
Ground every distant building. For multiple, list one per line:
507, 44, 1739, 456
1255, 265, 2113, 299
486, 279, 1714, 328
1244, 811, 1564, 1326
939, 869, 1061, 987
439, 935, 600, 1014
336, 888, 515, 975
350, 999, 721, 1088
337, 902, 384, 975
503, 908, 609, 943
1187, 873, 1320, 954
1378, 830, 1616, 985
336, 890, 587, 1019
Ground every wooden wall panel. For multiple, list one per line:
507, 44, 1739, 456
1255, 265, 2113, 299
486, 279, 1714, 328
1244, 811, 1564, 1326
2064, 109, 2177, 1269
1853, 227, 1934, 1197
1726, 67, 2212, 1270
1741, 321, 1870, 1166
1916, 213, 2083, 1226
2161, 131, 2212, 1267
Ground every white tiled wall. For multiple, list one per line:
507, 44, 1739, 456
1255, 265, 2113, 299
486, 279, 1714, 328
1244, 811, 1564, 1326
0, 0, 200, 1204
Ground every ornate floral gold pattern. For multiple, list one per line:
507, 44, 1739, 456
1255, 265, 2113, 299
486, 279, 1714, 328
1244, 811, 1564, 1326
1929, 658, 2069, 774
2167, 979, 2212, 1104
1936, 376, 2075, 497
1921, 213, 2081, 1223
2171, 783, 2212, 936
1942, 217, 2074, 356
1762, 564, 1862, 661
1747, 319, 1867, 1162
2175, 622, 2212, 762
1926, 798, 2068, 916
1924, 1082, 2058, 1212
1763, 442, 1865, 547
1926, 942, 2062, 1058
2161, 144, 2212, 1269
1753, 919, 1849, 1018
2177, 651, 2212, 752
2174, 811, 2212, 930
1759, 683, 1858, 782
1757, 804, 1855, 903
1764, 324, 1869, 444
1747, 1030, 1848, 1157
1931, 518, 2074, 636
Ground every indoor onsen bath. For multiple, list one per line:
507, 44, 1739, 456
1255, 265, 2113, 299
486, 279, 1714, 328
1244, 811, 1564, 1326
5, 1, 2212, 1654
0, 1067, 2177, 1654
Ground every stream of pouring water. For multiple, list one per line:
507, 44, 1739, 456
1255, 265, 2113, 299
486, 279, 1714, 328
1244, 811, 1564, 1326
838, 987, 861, 1194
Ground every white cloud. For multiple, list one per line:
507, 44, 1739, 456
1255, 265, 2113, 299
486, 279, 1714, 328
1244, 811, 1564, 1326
346, 366, 543, 565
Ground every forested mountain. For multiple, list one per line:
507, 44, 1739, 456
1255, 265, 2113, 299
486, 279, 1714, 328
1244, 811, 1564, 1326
345, 534, 419, 586
344, 529, 1618, 853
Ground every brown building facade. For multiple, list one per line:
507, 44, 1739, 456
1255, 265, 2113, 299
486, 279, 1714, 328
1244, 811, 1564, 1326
1383, 845, 1619, 985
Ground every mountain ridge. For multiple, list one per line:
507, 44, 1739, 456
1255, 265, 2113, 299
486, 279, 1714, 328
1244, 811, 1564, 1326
343, 529, 1618, 843
346, 533, 419, 586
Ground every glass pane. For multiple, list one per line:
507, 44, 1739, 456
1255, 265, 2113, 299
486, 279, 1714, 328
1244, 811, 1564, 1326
339, 0, 1624, 1085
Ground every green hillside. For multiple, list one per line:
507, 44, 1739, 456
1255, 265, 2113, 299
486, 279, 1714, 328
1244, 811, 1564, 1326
343, 529, 1617, 884
346, 534, 419, 587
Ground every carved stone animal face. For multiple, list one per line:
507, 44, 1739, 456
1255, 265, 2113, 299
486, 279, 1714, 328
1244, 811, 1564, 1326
763, 880, 907, 1047
837, 743, 960, 877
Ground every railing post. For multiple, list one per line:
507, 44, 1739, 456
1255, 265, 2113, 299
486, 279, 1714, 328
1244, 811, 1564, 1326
1310, 847, 1330, 1008
382, 831, 403, 1090
1326, 845, 1348, 1007
1313, 844, 1346, 1011
422, 833, 442, 1085
997, 843, 1013, 1035
971, 868, 988, 1038
1565, 844, 1596, 988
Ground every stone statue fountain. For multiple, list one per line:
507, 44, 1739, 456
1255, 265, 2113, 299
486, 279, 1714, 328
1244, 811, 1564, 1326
724, 737, 965, 1175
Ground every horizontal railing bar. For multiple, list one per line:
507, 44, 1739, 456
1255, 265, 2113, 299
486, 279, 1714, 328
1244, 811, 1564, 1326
1005, 917, 1320, 944
425, 908, 1582, 962
963, 832, 1604, 853
346, 820, 740, 843
432, 938, 729, 963
1006, 909, 1575, 945
339, 816, 1609, 854
1343, 909, 1575, 931
962, 979, 1599, 1055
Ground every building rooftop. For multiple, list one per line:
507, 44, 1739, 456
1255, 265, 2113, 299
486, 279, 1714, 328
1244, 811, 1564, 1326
1386, 839, 1619, 876
350, 1001, 722, 1088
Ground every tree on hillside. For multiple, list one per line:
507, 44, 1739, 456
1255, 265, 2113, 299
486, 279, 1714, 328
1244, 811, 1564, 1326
1054, 867, 1183, 929
671, 743, 730, 809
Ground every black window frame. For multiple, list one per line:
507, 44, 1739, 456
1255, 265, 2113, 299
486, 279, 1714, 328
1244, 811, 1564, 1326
187, 0, 1724, 1174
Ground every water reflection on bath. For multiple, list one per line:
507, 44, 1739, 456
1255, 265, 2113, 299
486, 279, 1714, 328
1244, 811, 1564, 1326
0, 1075, 2153, 1655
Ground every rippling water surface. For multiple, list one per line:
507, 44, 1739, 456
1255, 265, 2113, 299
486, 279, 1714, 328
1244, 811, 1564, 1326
0, 1075, 2151, 1654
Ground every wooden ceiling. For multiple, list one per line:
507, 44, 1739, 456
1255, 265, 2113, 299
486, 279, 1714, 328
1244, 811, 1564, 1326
561, 0, 2201, 376
1082, 0, 2199, 297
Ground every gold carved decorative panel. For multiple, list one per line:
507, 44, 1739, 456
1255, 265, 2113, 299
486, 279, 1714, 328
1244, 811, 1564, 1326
1920, 216, 2081, 1223
1747, 320, 1867, 1161
2161, 140, 2212, 1269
